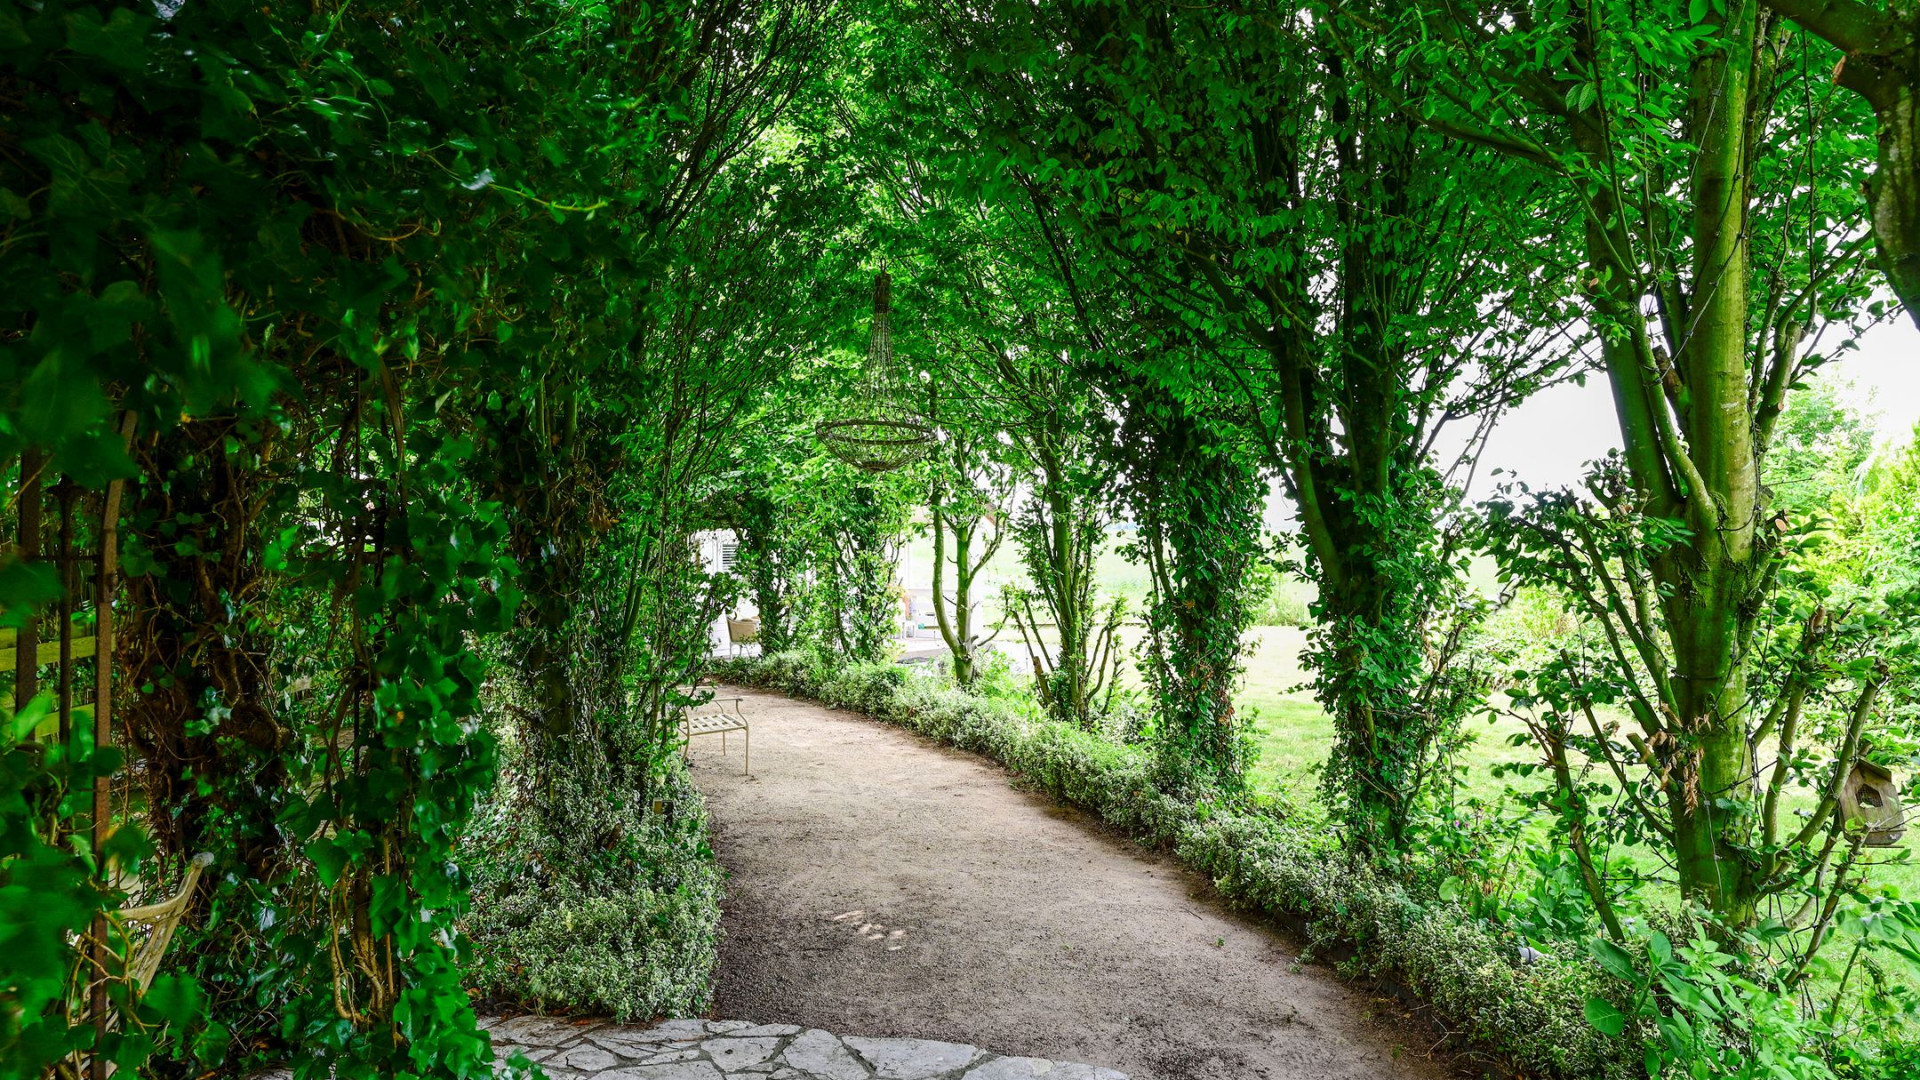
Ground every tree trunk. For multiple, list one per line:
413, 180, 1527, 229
931, 502, 980, 686
1113, 377, 1262, 789
1763, 0, 1920, 326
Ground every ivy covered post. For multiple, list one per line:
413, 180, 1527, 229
816, 474, 917, 664
1109, 374, 1266, 791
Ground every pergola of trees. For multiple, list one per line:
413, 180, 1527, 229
5, 1, 1920, 1078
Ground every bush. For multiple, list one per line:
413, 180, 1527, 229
1459, 585, 1602, 689
1251, 573, 1314, 628
460, 754, 722, 1021
713, 650, 1632, 1079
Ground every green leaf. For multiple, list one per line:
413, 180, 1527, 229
18, 353, 108, 446
142, 973, 205, 1025
64, 6, 151, 70
1584, 995, 1627, 1037
0, 559, 61, 629
1591, 938, 1639, 982
306, 837, 348, 887
9, 692, 56, 742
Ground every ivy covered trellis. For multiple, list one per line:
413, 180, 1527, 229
2, 0, 845, 1075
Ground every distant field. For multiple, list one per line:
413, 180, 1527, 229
899, 530, 1919, 911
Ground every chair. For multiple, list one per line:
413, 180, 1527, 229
726, 617, 760, 656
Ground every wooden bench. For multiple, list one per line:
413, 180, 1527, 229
680, 689, 750, 775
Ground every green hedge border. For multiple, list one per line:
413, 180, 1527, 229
714, 650, 1633, 1079
462, 753, 724, 1022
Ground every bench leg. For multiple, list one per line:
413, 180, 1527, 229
743, 727, 750, 776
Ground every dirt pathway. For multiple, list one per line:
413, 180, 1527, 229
686, 687, 1454, 1080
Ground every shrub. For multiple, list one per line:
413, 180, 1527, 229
1459, 585, 1601, 689
1250, 572, 1314, 628
713, 650, 1632, 1079
460, 754, 722, 1021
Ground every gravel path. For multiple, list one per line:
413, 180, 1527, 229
686, 687, 1454, 1080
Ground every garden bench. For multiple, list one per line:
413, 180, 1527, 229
679, 687, 750, 775
118, 852, 216, 992
83, 852, 214, 1077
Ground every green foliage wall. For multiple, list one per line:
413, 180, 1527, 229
3, 0, 847, 1073
8, 2, 1916, 1077
2, 0, 575, 1071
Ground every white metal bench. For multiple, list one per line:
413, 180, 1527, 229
83, 852, 214, 1077
118, 852, 215, 991
680, 689, 750, 775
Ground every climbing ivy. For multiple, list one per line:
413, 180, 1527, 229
1107, 373, 1268, 792
3, 0, 842, 1074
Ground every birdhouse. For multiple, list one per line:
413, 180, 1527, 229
1837, 760, 1905, 848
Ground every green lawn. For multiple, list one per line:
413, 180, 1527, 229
1224, 623, 1920, 1007
917, 533, 1919, 910
1235, 625, 1540, 804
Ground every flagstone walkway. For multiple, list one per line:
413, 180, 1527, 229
482, 1015, 1126, 1079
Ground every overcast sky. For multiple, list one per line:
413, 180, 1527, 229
1256, 311, 1917, 532
1470, 315, 1919, 499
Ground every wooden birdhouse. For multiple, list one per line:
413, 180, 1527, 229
1837, 760, 1905, 848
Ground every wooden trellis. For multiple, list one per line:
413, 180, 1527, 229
7, 422, 192, 1080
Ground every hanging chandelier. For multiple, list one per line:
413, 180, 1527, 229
815, 270, 934, 473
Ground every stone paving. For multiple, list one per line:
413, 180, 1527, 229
481, 1015, 1129, 1080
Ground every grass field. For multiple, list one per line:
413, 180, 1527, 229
900, 527, 1918, 909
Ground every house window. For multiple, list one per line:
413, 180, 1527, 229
720, 541, 739, 570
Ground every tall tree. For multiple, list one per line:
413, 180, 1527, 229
1105, 364, 1269, 789
1416, 0, 1899, 930
489, 0, 840, 750
826, 42, 1130, 726
924, 387, 1013, 687
931, 0, 1581, 851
